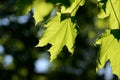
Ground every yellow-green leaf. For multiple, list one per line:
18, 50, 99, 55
96, 30, 120, 77
17, 0, 53, 24
98, 0, 120, 29
36, 0, 85, 61
96, 0, 120, 77
37, 13, 77, 61
61, 0, 85, 16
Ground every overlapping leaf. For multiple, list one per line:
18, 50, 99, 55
37, 13, 77, 61
61, 0, 85, 16
37, 0, 85, 61
98, 0, 120, 29
96, 30, 120, 77
17, 0, 53, 24
96, 0, 120, 77
16, 0, 85, 24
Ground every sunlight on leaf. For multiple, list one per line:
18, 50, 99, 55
96, 30, 120, 77
17, 0, 53, 24
32, 0, 53, 24
96, 0, 120, 77
36, 0, 85, 61
98, 0, 120, 29
61, 0, 85, 16
37, 13, 77, 61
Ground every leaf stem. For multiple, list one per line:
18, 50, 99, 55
109, 0, 120, 28
70, 0, 83, 15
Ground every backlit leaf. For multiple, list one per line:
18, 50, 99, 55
96, 0, 120, 77
37, 13, 77, 61
96, 30, 120, 77
17, 0, 53, 24
61, 0, 85, 16
60, 0, 85, 21
98, 0, 120, 29
36, 0, 85, 61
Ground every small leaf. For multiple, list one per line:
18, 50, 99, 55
16, 0, 54, 24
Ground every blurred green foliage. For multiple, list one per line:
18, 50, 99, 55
0, 0, 118, 80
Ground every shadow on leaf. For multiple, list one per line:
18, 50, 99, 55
110, 29, 120, 41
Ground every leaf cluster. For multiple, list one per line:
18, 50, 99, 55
0, 0, 120, 80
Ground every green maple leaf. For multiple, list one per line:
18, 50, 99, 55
98, 0, 120, 29
96, 0, 120, 77
36, 0, 85, 61
36, 13, 77, 61
96, 30, 120, 77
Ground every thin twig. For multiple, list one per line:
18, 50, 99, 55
109, 0, 120, 28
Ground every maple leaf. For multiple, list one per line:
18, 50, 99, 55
36, 13, 77, 61
36, 0, 85, 61
96, 0, 120, 77
98, 0, 120, 29
96, 30, 120, 77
